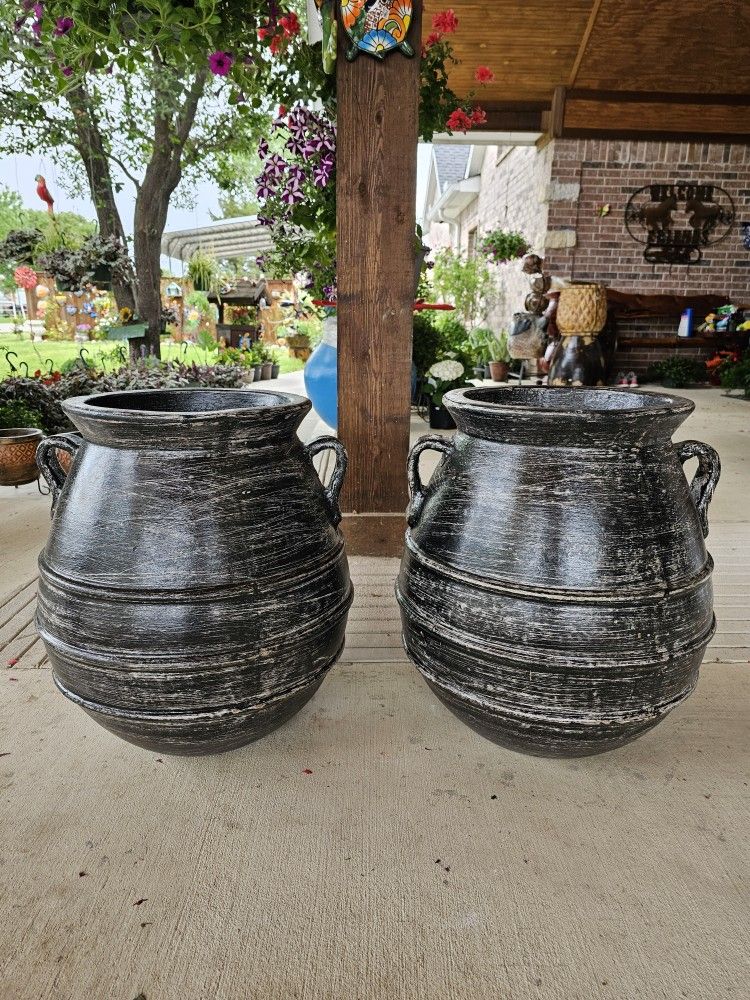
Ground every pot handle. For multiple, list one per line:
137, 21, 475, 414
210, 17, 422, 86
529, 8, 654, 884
676, 440, 721, 538
407, 435, 455, 528
305, 436, 348, 528
37, 433, 82, 516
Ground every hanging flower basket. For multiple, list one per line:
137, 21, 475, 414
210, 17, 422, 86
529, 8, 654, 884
479, 230, 530, 264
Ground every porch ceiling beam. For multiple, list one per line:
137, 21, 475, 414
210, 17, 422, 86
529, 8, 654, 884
549, 87, 750, 142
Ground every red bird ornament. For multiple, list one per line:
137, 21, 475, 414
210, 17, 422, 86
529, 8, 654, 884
35, 174, 55, 215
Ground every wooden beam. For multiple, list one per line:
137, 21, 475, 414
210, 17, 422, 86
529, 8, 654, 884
559, 89, 750, 140
550, 86, 566, 139
336, 3, 422, 555
472, 101, 546, 133
568, 0, 603, 87
540, 87, 750, 142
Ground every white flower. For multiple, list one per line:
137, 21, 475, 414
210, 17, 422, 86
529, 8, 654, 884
428, 360, 464, 381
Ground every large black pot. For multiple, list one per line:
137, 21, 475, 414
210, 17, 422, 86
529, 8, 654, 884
396, 386, 720, 757
36, 388, 352, 755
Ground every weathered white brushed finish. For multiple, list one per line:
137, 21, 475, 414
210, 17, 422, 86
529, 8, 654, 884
34, 388, 353, 755
397, 387, 722, 757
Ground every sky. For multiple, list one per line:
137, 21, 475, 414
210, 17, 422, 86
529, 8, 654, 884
0, 145, 433, 270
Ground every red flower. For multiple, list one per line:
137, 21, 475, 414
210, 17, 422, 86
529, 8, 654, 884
278, 104, 287, 117
432, 9, 459, 33
258, 26, 270, 40
270, 33, 283, 55
470, 106, 487, 126
446, 108, 473, 133
424, 31, 443, 48
34, 369, 41, 378
279, 12, 300, 38
475, 66, 495, 85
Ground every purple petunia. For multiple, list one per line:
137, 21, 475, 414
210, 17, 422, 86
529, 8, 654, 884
280, 184, 305, 206
60, 64, 73, 77
265, 154, 288, 180
257, 138, 269, 160
54, 15, 73, 36
208, 50, 234, 76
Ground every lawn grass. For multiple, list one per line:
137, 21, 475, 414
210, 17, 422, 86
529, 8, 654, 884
0, 329, 303, 380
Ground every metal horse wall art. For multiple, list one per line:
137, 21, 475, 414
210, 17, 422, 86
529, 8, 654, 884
625, 183, 735, 265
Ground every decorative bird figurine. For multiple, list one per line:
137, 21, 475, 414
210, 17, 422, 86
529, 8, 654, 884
35, 175, 55, 215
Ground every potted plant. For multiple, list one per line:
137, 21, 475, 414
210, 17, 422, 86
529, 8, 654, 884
648, 357, 706, 389
478, 229, 530, 265
104, 307, 148, 342
424, 358, 471, 429
488, 330, 511, 382
249, 343, 264, 381
269, 348, 281, 379
37, 234, 132, 292
187, 248, 218, 293
0, 401, 44, 487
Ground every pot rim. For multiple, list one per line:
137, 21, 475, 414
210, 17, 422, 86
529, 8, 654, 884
0, 426, 44, 442
62, 387, 311, 422
445, 385, 695, 420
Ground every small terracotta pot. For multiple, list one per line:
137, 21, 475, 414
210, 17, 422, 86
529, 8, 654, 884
0, 428, 43, 487
489, 361, 509, 382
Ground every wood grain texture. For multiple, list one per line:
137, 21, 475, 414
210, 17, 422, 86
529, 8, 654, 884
397, 386, 721, 757
421, 1, 749, 138
34, 388, 353, 755
336, 2, 421, 522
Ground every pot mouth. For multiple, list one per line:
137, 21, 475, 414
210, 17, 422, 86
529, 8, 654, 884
70, 388, 307, 417
61, 388, 312, 449
446, 385, 694, 418
0, 427, 44, 441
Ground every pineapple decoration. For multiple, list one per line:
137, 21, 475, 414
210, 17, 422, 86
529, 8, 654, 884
340, 1, 415, 61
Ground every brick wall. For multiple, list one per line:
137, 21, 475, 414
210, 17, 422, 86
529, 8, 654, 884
427, 137, 750, 377
545, 139, 750, 375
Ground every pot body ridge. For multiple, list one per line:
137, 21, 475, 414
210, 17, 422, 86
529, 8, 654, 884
36, 388, 352, 755
396, 386, 719, 757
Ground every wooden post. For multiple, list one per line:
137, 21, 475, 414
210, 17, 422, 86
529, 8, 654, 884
336, 2, 422, 557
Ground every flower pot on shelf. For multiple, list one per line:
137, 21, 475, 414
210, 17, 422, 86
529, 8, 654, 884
271, 363, 280, 379
428, 403, 456, 430
484, 364, 491, 379
261, 362, 273, 380
0, 428, 44, 487
489, 361, 509, 382
253, 364, 262, 381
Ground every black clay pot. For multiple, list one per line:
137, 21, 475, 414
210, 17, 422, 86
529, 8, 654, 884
36, 388, 352, 756
397, 386, 721, 757
428, 402, 456, 430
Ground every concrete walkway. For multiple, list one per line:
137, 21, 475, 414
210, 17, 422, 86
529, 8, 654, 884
1, 386, 748, 999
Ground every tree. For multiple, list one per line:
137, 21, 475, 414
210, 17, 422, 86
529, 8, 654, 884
0, 2, 326, 355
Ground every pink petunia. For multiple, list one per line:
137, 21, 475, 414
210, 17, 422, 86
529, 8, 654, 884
208, 51, 234, 76
54, 15, 74, 36
475, 65, 495, 85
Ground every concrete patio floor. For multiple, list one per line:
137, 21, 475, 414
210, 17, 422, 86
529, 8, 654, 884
1, 384, 748, 999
